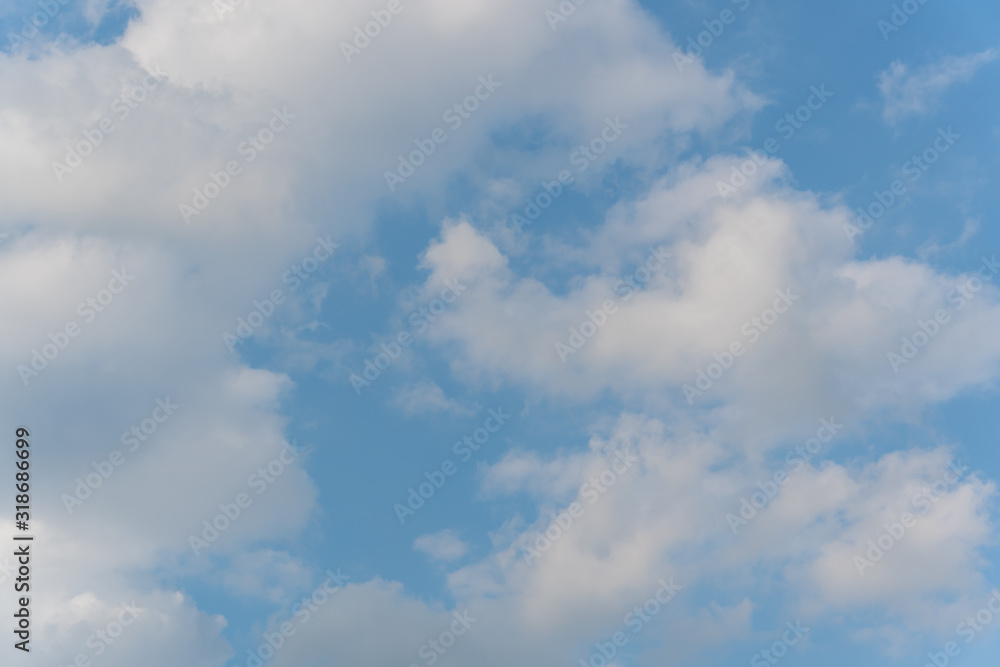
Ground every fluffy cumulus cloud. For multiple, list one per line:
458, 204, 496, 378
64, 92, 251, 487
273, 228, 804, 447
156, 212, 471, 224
245, 415, 994, 666
413, 160, 1000, 429
1, 0, 998, 665
0, 0, 755, 662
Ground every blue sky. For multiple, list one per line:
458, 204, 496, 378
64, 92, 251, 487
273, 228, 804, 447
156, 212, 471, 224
2, 1, 1000, 666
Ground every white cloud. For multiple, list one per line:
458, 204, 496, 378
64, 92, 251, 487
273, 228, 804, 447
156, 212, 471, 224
0, 1, 996, 665
217, 550, 315, 603
879, 50, 999, 124
0, 0, 760, 661
243, 413, 995, 667
392, 381, 477, 416
31, 585, 232, 667
480, 449, 590, 500
415, 530, 469, 563
918, 218, 980, 259
411, 160, 1000, 437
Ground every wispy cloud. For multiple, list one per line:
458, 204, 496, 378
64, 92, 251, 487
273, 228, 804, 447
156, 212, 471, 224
917, 218, 980, 260
391, 381, 477, 416
879, 49, 998, 124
